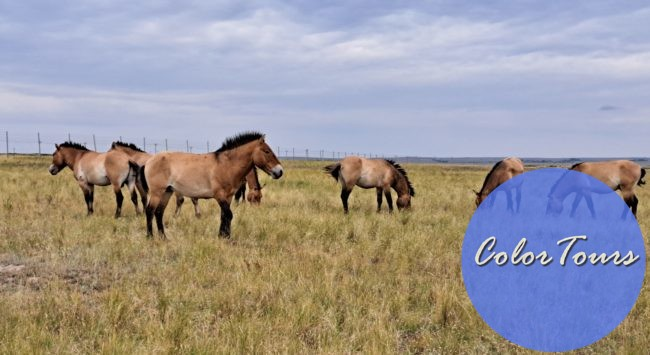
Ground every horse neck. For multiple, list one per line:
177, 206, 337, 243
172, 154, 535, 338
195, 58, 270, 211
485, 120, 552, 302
220, 143, 256, 184
62, 148, 87, 169
391, 171, 410, 196
479, 174, 501, 198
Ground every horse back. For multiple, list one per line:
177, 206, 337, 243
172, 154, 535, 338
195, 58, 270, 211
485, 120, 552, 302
145, 152, 217, 198
571, 160, 641, 190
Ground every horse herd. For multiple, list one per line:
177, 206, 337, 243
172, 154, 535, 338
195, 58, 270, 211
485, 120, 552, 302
48, 132, 646, 239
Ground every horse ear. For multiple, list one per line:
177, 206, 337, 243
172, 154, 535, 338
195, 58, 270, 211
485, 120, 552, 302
473, 189, 480, 196
55, 144, 60, 150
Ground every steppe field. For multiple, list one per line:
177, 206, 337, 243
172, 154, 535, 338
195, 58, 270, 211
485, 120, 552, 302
1, 156, 648, 354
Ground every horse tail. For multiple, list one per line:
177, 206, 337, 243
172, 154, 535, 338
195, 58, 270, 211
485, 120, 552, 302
638, 168, 646, 186
129, 160, 148, 192
324, 163, 341, 181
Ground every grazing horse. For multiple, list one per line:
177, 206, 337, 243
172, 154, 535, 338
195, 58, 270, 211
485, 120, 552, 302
547, 160, 645, 217
234, 167, 263, 204
139, 132, 283, 238
324, 157, 414, 213
48, 142, 138, 217
475, 157, 524, 211
111, 141, 202, 217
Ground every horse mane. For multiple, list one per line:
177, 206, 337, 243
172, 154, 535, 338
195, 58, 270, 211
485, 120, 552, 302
385, 159, 415, 196
111, 141, 145, 152
58, 141, 90, 151
215, 131, 265, 155
569, 162, 584, 170
478, 160, 503, 195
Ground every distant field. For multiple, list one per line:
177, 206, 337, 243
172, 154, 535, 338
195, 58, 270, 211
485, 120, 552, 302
1, 157, 648, 353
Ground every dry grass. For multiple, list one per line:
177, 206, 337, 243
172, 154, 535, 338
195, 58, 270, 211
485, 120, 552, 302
0, 156, 648, 353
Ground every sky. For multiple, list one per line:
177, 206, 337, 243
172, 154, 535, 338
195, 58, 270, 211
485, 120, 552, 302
1, 1, 649, 157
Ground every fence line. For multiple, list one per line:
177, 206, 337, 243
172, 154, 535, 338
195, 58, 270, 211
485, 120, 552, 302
0, 130, 413, 162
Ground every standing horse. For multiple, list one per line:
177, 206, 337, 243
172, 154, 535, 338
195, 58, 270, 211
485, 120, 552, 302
139, 132, 283, 238
547, 160, 645, 217
48, 142, 139, 217
111, 141, 202, 217
324, 157, 414, 213
234, 167, 263, 204
475, 157, 524, 211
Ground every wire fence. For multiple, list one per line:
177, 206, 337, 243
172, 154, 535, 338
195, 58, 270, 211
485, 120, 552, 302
0, 130, 408, 161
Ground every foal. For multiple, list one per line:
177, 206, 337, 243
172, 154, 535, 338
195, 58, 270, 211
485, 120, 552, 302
475, 157, 524, 211
324, 157, 414, 213
49, 142, 138, 217
140, 132, 283, 238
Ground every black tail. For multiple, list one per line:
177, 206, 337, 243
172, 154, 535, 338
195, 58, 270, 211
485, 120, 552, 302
129, 160, 148, 192
638, 168, 646, 186
324, 163, 341, 181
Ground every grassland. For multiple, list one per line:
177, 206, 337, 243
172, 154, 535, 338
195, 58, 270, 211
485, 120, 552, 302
0, 156, 648, 354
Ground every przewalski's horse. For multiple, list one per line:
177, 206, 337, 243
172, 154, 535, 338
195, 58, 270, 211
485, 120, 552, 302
547, 160, 646, 217
475, 157, 524, 211
110, 141, 202, 217
234, 167, 263, 204
324, 157, 414, 213
139, 132, 283, 238
48, 142, 139, 217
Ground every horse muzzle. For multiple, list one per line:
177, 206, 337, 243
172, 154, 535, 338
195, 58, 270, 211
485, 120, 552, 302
48, 165, 60, 175
271, 165, 283, 179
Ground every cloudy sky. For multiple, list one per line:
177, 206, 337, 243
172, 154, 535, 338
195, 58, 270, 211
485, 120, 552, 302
1, 1, 649, 157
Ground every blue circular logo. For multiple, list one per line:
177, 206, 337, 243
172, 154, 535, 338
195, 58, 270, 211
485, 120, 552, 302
462, 168, 645, 352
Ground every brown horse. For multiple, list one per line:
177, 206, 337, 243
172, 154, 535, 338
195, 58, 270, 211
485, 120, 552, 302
110, 141, 202, 217
324, 157, 414, 213
48, 142, 138, 217
139, 132, 283, 238
548, 160, 645, 217
475, 157, 524, 211
234, 167, 263, 204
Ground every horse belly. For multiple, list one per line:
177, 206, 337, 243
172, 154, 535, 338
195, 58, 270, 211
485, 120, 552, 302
356, 175, 379, 189
81, 166, 111, 186
172, 179, 213, 199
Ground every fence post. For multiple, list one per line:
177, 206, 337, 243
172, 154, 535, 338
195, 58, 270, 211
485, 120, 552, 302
37, 132, 42, 155
165, 139, 168, 151
186, 140, 189, 152
292, 148, 295, 160
92, 134, 97, 151
143, 137, 146, 152
154, 143, 158, 153
68, 133, 71, 142
306, 149, 308, 159
5, 131, 8, 157
207, 141, 210, 153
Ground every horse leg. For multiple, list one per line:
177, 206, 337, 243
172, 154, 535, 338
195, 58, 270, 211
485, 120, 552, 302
174, 193, 184, 217
154, 189, 173, 239
192, 198, 201, 218
584, 194, 596, 218
80, 183, 94, 216
515, 186, 522, 213
505, 189, 513, 212
621, 192, 635, 219
217, 199, 233, 238
146, 192, 162, 238
135, 179, 148, 213
384, 189, 393, 213
235, 183, 245, 204
376, 188, 383, 213
127, 177, 141, 215
632, 195, 639, 217
570, 194, 583, 217
341, 188, 351, 214
112, 182, 124, 219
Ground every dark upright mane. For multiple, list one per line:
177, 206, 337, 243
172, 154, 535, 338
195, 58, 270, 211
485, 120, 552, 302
215, 131, 265, 155
111, 141, 145, 152
569, 162, 584, 170
478, 160, 503, 195
385, 159, 415, 196
58, 141, 90, 151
